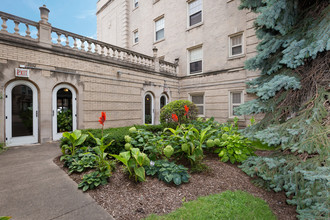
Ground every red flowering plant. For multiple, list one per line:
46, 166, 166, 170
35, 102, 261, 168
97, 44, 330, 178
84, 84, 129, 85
184, 105, 189, 118
87, 111, 114, 173
160, 100, 197, 124
99, 111, 106, 136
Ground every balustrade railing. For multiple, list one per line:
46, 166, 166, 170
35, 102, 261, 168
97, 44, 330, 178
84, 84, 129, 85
159, 60, 177, 74
0, 10, 178, 75
0, 11, 39, 39
51, 27, 156, 70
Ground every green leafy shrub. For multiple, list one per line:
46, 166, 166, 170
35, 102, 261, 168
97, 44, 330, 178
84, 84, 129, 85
145, 160, 190, 185
144, 190, 276, 220
166, 124, 215, 170
60, 125, 166, 155
160, 100, 198, 124
0, 217, 12, 220
110, 148, 150, 182
213, 122, 255, 164
57, 110, 72, 132
78, 170, 110, 192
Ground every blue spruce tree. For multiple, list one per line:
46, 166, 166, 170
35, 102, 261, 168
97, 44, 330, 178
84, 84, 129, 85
237, 0, 329, 219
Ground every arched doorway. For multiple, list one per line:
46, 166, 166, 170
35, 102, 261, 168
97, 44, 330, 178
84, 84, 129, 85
52, 84, 77, 140
5, 80, 38, 146
144, 92, 154, 124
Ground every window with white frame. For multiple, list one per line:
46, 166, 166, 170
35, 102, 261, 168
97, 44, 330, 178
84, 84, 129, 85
188, 0, 202, 26
189, 46, 203, 74
229, 91, 243, 117
133, 0, 139, 8
229, 34, 243, 57
191, 93, 204, 116
160, 94, 168, 109
155, 17, 165, 41
133, 30, 139, 44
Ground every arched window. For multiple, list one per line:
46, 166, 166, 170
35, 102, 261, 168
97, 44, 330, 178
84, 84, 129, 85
144, 92, 154, 124
160, 94, 168, 109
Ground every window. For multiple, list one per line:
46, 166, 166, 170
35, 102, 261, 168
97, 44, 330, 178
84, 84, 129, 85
191, 94, 204, 116
188, 0, 202, 26
230, 34, 243, 57
160, 94, 168, 109
155, 17, 165, 41
133, 0, 139, 8
229, 91, 243, 117
133, 30, 138, 44
189, 46, 203, 74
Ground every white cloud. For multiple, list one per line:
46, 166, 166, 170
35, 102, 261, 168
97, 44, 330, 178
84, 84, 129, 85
75, 9, 95, 19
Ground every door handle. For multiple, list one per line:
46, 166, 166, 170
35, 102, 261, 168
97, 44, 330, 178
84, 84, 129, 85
36, 111, 38, 117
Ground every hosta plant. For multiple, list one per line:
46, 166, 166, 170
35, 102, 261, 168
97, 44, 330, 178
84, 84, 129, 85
66, 152, 97, 174
145, 160, 190, 185
213, 123, 255, 164
78, 170, 110, 192
110, 148, 150, 182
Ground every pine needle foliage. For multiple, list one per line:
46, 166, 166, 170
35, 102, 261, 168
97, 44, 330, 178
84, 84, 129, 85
237, 0, 330, 219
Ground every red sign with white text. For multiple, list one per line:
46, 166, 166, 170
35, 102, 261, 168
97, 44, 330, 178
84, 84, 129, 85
15, 68, 30, 77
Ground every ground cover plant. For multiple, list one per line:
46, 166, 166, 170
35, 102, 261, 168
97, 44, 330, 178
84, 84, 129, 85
145, 160, 190, 185
144, 190, 276, 220
236, 0, 330, 219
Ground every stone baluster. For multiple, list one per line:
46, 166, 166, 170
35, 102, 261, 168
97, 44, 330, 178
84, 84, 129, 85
95, 44, 99, 54
87, 41, 92, 52
1, 17, 8, 32
25, 24, 31, 38
112, 48, 116, 58
14, 21, 20, 35
65, 34, 69, 47
73, 37, 78, 49
107, 47, 111, 57
81, 39, 85, 51
101, 45, 105, 56
122, 51, 126, 61
57, 33, 62, 45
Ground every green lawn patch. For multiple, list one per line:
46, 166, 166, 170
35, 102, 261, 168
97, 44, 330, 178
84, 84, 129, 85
145, 190, 276, 220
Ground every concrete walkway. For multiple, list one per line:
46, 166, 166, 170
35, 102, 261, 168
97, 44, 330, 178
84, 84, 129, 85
0, 143, 114, 220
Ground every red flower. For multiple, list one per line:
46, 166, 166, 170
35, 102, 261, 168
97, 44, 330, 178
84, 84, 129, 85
172, 113, 178, 122
99, 112, 106, 125
184, 105, 189, 116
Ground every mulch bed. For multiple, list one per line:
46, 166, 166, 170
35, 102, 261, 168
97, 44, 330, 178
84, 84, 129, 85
54, 151, 297, 220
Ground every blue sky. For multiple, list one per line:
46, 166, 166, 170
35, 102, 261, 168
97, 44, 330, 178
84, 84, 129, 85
1, 0, 97, 38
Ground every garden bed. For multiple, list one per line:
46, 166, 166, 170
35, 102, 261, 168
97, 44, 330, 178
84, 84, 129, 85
54, 151, 297, 220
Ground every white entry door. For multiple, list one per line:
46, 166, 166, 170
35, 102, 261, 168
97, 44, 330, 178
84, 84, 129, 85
5, 80, 38, 146
52, 84, 77, 141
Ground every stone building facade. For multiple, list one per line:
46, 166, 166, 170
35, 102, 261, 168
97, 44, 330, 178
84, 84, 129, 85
97, 0, 259, 123
0, 1, 258, 146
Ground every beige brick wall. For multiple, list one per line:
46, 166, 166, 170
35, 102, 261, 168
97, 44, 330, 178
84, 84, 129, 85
0, 41, 178, 143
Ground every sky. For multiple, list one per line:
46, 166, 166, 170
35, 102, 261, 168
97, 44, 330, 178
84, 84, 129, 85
1, 0, 97, 39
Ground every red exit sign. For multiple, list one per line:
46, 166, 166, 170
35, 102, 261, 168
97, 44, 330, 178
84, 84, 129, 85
15, 68, 30, 77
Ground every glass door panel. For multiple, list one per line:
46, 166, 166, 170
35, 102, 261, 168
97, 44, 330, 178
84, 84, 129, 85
12, 85, 33, 137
